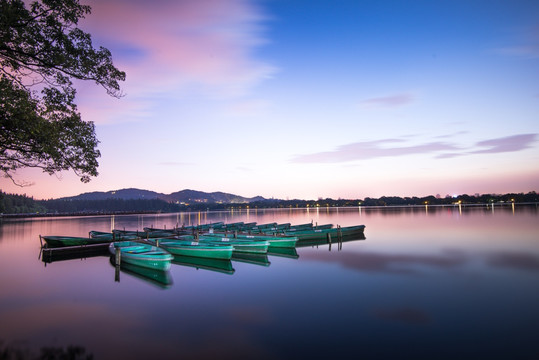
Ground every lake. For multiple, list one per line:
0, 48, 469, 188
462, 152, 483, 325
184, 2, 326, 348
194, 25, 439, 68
0, 205, 538, 359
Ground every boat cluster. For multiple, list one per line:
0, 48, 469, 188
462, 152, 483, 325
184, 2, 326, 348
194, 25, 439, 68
41, 221, 366, 272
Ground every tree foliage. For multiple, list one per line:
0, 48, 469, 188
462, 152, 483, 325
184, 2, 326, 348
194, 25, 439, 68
0, 0, 125, 184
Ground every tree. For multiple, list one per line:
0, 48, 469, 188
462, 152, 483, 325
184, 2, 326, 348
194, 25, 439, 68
0, 0, 125, 184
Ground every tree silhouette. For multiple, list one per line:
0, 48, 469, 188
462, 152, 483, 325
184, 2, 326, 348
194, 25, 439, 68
0, 0, 125, 185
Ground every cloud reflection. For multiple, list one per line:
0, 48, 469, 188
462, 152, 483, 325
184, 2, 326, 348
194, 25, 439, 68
300, 250, 468, 275
485, 252, 539, 271
373, 307, 431, 325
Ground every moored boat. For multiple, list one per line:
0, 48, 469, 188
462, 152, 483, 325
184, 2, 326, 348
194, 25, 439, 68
41, 235, 113, 248
148, 238, 234, 260
89, 231, 140, 241
284, 225, 366, 241
202, 232, 298, 248
180, 235, 270, 254
109, 241, 173, 271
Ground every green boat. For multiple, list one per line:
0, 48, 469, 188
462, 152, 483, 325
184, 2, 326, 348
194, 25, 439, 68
148, 238, 234, 260
179, 222, 225, 231
295, 232, 366, 247
202, 232, 298, 248
89, 231, 140, 241
109, 241, 173, 271
180, 235, 269, 254
41, 235, 113, 248
143, 227, 181, 237
285, 225, 366, 241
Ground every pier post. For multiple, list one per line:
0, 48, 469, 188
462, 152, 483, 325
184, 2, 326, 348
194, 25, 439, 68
115, 248, 121, 266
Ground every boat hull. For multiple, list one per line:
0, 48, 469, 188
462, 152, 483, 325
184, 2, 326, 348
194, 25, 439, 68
109, 241, 173, 271
42, 235, 112, 248
203, 233, 298, 248
150, 239, 234, 260
288, 225, 366, 241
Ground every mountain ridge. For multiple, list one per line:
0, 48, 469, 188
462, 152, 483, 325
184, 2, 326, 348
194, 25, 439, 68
60, 188, 266, 204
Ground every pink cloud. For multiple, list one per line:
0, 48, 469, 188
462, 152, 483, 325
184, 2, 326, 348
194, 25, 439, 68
78, 0, 276, 116
360, 93, 414, 107
292, 134, 538, 164
292, 139, 459, 163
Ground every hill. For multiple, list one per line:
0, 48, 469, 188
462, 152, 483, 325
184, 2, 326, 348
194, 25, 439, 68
60, 188, 265, 204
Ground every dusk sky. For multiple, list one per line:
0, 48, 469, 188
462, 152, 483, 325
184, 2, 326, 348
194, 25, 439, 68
2, 0, 539, 200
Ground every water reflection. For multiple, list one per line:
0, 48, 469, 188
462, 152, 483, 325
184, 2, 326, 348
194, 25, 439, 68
172, 255, 235, 275
231, 253, 271, 266
1, 206, 538, 360
267, 247, 299, 259
300, 248, 468, 275
41, 247, 107, 265
109, 257, 173, 289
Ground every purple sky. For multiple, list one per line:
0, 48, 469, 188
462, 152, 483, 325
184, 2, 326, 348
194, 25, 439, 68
2, 0, 538, 200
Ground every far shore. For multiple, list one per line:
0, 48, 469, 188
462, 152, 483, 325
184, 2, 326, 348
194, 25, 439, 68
2, 201, 537, 220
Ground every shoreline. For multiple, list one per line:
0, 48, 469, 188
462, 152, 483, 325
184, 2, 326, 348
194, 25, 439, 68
2, 202, 537, 219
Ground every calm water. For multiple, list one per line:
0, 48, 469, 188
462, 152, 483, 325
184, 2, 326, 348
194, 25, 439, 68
0, 205, 538, 359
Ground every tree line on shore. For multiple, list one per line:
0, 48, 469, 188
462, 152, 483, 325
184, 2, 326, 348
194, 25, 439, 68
1, 191, 538, 216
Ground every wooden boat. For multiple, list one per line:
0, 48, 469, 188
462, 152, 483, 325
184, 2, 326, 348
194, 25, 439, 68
180, 222, 225, 231
40, 235, 113, 248
284, 225, 366, 241
108, 241, 173, 271
143, 227, 180, 237
147, 238, 234, 260
180, 235, 269, 254
202, 233, 298, 248
89, 231, 140, 241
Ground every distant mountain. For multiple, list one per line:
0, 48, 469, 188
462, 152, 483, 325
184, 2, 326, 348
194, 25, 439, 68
60, 188, 265, 204
163, 189, 264, 204
61, 188, 162, 201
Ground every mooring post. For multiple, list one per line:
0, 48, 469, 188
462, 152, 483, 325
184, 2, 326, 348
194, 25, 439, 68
115, 247, 121, 266
327, 233, 332, 244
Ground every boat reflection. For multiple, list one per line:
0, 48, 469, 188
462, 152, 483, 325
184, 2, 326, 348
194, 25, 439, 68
267, 247, 299, 259
232, 252, 271, 267
41, 246, 108, 265
172, 255, 235, 275
109, 257, 173, 289
295, 233, 366, 249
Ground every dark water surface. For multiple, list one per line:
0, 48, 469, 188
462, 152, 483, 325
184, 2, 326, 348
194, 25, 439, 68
1, 205, 538, 359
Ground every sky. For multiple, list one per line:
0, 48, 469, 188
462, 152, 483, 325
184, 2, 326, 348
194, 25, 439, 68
2, 0, 539, 200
